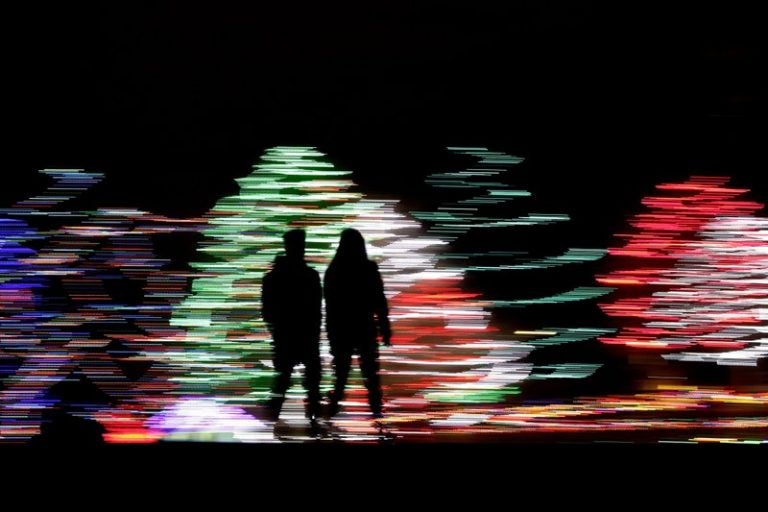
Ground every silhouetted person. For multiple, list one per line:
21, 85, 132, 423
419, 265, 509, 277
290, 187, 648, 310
261, 229, 322, 423
324, 228, 391, 419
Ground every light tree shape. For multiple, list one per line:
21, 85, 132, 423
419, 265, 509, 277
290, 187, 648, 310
1, 169, 195, 443
597, 176, 763, 349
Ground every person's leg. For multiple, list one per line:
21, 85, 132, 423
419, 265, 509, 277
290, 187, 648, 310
358, 342, 383, 417
267, 345, 293, 420
328, 348, 352, 417
302, 345, 322, 420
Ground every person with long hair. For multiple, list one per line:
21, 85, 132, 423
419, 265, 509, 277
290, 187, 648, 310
324, 228, 391, 419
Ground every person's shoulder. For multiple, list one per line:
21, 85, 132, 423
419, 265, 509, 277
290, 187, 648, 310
264, 256, 287, 277
323, 261, 337, 276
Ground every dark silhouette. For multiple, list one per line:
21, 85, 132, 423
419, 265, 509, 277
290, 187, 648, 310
324, 228, 391, 419
261, 229, 322, 423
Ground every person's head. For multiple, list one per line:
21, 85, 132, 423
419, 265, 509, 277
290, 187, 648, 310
334, 228, 368, 262
283, 229, 306, 260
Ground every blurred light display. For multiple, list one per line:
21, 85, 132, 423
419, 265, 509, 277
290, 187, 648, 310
1, 158, 766, 444
597, 176, 768, 365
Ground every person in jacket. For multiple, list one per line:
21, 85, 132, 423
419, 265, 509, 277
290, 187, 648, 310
261, 229, 322, 423
324, 228, 391, 419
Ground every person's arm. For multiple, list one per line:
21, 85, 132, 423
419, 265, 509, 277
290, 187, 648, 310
312, 269, 322, 336
371, 262, 392, 346
261, 270, 274, 332
323, 270, 336, 341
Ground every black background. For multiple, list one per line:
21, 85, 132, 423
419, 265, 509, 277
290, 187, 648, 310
4, 2, 766, 242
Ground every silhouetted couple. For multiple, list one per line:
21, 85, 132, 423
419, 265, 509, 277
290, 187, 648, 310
261, 228, 392, 425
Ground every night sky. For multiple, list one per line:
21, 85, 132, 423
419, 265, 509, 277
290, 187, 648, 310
4, 3, 766, 227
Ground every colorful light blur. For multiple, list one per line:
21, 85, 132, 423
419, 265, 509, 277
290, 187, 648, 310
597, 176, 768, 364
2, 159, 766, 443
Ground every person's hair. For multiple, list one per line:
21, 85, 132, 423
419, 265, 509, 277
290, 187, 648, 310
282, 228, 306, 259
329, 228, 368, 269
283, 229, 306, 245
